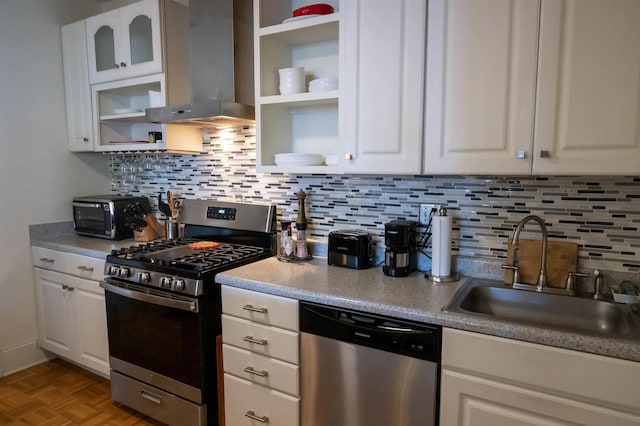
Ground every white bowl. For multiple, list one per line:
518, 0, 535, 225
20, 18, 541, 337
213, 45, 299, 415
309, 77, 338, 92
274, 153, 324, 166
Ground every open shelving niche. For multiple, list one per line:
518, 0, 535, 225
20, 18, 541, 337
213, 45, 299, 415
255, 1, 342, 173
92, 73, 167, 152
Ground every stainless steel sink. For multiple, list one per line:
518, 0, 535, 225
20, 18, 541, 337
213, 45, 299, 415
444, 278, 640, 340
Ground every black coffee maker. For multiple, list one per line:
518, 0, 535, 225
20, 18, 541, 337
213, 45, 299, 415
383, 220, 417, 277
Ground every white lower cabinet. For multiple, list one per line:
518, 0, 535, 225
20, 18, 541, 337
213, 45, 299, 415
221, 286, 299, 426
32, 247, 109, 376
440, 328, 640, 426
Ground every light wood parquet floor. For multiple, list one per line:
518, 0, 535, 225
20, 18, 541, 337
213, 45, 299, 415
0, 359, 164, 425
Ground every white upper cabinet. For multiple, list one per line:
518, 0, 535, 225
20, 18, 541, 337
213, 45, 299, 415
341, 0, 426, 174
63, 0, 195, 153
424, 0, 540, 175
424, 0, 640, 175
62, 21, 95, 152
533, 0, 640, 175
254, 0, 342, 174
254, 0, 425, 174
85, 0, 162, 84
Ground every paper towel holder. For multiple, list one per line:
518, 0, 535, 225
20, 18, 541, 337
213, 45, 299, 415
425, 206, 459, 283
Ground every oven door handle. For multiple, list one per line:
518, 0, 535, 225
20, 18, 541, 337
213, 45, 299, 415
100, 280, 199, 313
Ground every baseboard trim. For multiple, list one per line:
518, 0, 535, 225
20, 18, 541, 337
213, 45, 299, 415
1, 341, 55, 377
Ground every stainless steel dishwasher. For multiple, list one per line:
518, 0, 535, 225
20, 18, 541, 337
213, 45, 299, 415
300, 301, 441, 426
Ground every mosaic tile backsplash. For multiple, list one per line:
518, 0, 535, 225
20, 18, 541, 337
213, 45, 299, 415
110, 126, 640, 273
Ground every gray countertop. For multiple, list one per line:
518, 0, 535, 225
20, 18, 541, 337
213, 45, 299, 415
216, 256, 640, 363
30, 223, 639, 363
29, 221, 136, 258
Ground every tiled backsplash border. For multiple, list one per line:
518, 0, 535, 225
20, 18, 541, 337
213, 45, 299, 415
110, 126, 640, 273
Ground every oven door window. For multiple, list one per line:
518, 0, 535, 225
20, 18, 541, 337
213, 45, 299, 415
105, 291, 203, 389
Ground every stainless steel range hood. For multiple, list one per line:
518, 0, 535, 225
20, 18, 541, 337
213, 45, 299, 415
146, 0, 254, 127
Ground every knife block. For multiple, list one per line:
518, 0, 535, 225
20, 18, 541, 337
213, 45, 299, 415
134, 226, 162, 242
134, 216, 165, 241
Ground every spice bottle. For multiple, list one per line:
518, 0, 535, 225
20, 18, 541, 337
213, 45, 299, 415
283, 224, 296, 258
280, 220, 292, 257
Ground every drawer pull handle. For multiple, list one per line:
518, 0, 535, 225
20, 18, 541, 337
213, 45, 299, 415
244, 366, 269, 377
243, 304, 268, 314
62, 285, 74, 292
39, 258, 55, 263
140, 390, 162, 405
245, 410, 269, 423
77, 266, 94, 272
243, 336, 268, 346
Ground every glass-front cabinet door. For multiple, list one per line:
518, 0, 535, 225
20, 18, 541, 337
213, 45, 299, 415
85, 0, 162, 84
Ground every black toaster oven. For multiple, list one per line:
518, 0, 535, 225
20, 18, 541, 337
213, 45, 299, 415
73, 195, 148, 240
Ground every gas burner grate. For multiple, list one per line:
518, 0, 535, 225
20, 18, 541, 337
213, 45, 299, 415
110, 239, 268, 273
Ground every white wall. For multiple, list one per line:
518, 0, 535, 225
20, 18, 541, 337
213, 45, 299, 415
0, 0, 113, 376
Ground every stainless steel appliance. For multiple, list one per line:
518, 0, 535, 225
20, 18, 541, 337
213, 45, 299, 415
73, 195, 149, 240
327, 230, 373, 269
300, 302, 441, 426
100, 199, 276, 426
145, 0, 255, 127
383, 219, 417, 277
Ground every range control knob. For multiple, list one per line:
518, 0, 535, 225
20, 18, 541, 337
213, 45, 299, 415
173, 279, 185, 291
117, 268, 130, 278
160, 277, 172, 288
107, 266, 119, 276
138, 272, 151, 283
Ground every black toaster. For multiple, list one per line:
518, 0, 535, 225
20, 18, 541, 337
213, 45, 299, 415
328, 230, 373, 269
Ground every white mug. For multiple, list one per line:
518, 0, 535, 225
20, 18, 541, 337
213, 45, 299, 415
279, 67, 305, 95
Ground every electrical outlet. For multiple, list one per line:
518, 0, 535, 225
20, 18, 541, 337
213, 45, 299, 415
419, 203, 437, 226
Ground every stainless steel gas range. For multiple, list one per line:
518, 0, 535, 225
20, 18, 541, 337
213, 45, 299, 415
100, 199, 276, 426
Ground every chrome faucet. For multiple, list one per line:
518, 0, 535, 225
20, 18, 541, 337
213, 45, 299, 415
510, 215, 549, 292
503, 215, 577, 295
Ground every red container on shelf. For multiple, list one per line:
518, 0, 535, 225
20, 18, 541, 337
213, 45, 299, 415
292, 3, 334, 17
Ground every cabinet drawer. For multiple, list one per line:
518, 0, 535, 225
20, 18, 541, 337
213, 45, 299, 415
64, 252, 105, 281
222, 315, 299, 364
32, 246, 68, 272
222, 286, 299, 330
224, 373, 299, 426
223, 344, 299, 396
32, 247, 105, 280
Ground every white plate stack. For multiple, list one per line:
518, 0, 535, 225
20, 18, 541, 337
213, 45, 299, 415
274, 153, 324, 166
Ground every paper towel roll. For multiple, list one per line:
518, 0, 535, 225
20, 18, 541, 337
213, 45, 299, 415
431, 214, 452, 277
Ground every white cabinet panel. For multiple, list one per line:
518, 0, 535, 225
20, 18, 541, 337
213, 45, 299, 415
223, 344, 299, 396
222, 314, 299, 364
222, 286, 299, 330
533, 0, 640, 174
342, 0, 426, 173
72, 276, 109, 374
224, 373, 299, 426
424, 0, 540, 174
85, 0, 162, 84
35, 270, 73, 358
424, 0, 640, 175
440, 328, 640, 426
61, 21, 94, 152
441, 370, 640, 426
